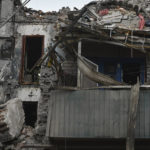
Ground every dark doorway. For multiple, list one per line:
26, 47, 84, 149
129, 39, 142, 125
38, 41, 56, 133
20, 35, 44, 83
23, 102, 38, 127
123, 64, 140, 85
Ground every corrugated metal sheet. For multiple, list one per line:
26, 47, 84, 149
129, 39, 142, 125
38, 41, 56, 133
46, 89, 150, 138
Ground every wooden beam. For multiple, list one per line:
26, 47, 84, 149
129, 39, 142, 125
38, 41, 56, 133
126, 80, 140, 150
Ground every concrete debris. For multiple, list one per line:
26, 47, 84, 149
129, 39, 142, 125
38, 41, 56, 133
2, 126, 36, 150
53, 0, 150, 53
0, 98, 24, 143
23, 6, 70, 21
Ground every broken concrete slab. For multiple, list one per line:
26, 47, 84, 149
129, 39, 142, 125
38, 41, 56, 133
0, 98, 25, 143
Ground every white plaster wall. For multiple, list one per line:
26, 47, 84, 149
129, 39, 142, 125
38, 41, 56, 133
17, 87, 41, 102
15, 24, 55, 50
13, 23, 56, 79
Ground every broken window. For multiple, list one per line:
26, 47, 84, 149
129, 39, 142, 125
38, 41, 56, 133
20, 35, 44, 84
23, 102, 38, 127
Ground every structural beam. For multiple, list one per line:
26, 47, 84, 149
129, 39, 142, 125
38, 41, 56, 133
126, 80, 140, 150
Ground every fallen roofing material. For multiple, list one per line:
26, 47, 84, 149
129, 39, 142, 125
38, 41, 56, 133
55, 0, 150, 85
27, 0, 150, 86
65, 0, 150, 52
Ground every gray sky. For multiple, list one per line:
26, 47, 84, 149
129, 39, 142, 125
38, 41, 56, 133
25, 0, 93, 12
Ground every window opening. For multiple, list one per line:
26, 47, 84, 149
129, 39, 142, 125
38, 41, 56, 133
20, 36, 44, 84
23, 102, 38, 127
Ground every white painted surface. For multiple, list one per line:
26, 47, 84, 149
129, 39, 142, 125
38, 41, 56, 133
17, 87, 41, 102
15, 24, 55, 50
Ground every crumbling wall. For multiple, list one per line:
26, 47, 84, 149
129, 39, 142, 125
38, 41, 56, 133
36, 64, 58, 141
13, 23, 55, 80
1, 0, 14, 20
0, 0, 14, 37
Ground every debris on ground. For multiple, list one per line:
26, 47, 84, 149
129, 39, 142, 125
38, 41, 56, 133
3, 126, 36, 150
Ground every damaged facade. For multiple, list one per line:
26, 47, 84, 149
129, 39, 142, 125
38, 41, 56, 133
1, 0, 150, 149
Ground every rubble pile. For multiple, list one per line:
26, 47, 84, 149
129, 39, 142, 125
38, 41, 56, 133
2, 126, 35, 150
56, 0, 150, 53
23, 6, 70, 22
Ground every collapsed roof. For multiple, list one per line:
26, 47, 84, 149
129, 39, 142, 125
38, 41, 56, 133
57, 0, 150, 53
27, 0, 150, 85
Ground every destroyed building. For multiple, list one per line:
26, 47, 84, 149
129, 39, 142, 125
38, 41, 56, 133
1, 0, 150, 149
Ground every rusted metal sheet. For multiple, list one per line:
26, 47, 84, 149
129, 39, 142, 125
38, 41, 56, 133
46, 89, 150, 138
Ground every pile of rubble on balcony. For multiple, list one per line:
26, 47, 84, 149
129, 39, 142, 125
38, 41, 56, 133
56, 0, 150, 53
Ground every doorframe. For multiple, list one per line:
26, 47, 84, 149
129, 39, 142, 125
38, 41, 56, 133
19, 35, 44, 84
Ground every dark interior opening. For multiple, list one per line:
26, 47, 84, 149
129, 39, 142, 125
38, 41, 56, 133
104, 63, 117, 79
23, 102, 38, 127
22, 36, 44, 83
82, 41, 146, 58
25, 37, 43, 70
123, 64, 140, 85
81, 41, 145, 85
